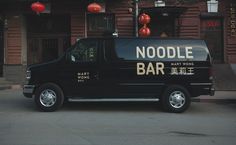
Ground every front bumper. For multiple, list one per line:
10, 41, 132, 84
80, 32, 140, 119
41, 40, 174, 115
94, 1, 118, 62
210, 87, 215, 96
23, 85, 35, 98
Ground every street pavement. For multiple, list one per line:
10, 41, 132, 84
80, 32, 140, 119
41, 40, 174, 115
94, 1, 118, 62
0, 89, 236, 145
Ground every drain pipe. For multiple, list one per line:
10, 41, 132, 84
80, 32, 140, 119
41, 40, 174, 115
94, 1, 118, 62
134, 0, 139, 37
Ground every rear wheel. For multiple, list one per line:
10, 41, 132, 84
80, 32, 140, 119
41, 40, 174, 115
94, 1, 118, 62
161, 85, 191, 113
34, 83, 64, 112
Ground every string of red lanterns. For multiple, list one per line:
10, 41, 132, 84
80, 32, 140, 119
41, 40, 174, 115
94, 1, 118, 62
31, 2, 45, 14
139, 26, 151, 37
139, 13, 151, 25
87, 2, 102, 13
31, 2, 150, 37
138, 13, 151, 37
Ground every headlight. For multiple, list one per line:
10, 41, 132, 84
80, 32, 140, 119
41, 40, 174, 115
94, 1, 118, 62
26, 70, 31, 80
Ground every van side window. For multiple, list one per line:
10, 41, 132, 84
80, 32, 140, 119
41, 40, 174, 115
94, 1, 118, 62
115, 39, 208, 62
69, 40, 98, 62
115, 39, 140, 61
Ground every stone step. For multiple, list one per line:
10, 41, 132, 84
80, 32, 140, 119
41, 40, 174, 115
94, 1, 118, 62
0, 77, 6, 81
0, 77, 16, 85
0, 77, 22, 90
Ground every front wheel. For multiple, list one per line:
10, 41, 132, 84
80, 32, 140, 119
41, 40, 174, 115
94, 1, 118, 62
34, 83, 64, 112
161, 85, 191, 113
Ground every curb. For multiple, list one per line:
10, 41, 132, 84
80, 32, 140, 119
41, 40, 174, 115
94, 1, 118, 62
0, 85, 11, 90
215, 89, 236, 91
192, 98, 236, 103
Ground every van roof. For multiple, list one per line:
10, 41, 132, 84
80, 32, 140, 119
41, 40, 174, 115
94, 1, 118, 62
80, 37, 205, 41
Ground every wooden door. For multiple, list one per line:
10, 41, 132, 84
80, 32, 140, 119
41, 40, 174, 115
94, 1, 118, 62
201, 18, 224, 63
26, 14, 70, 65
149, 14, 175, 37
27, 35, 70, 65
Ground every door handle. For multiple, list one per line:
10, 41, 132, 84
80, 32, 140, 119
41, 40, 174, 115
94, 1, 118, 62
94, 73, 99, 80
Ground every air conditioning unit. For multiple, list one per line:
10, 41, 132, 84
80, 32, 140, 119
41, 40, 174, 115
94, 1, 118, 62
207, 0, 218, 13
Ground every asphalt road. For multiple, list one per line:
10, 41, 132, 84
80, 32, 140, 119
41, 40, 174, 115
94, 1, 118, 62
0, 89, 236, 145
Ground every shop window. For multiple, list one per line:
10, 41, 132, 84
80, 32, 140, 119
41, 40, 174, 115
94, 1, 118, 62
87, 13, 115, 32
27, 14, 70, 33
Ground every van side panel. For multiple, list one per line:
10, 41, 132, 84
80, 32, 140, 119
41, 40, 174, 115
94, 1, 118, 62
109, 38, 212, 98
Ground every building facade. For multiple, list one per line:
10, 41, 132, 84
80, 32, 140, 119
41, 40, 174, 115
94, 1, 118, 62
0, 0, 235, 83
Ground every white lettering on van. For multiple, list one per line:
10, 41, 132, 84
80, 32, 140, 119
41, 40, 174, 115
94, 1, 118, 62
157, 47, 166, 58
136, 46, 194, 59
146, 63, 155, 75
136, 46, 145, 58
170, 67, 194, 75
177, 46, 185, 59
137, 63, 145, 75
77, 72, 90, 82
147, 46, 155, 58
156, 63, 165, 75
186, 47, 194, 59
167, 47, 176, 58
137, 62, 165, 75
135, 45, 195, 76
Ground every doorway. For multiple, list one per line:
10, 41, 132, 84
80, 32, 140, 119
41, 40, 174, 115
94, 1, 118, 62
26, 14, 70, 65
140, 7, 186, 38
149, 14, 175, 37
0, 20, 3, 77
201, 18, 224, 63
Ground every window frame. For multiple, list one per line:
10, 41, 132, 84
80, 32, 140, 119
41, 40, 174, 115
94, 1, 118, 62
87, 13, 115, 32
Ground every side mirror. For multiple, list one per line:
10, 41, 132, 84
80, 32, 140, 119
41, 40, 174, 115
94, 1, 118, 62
65, 51, 77, 63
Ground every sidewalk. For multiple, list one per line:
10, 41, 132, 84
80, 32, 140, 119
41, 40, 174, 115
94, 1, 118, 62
192, 91, 236, 103
213, 64, 236, 91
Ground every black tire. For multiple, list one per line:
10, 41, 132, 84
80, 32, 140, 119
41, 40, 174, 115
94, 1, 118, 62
161, 85, 191, 113
34, 83, 64, 112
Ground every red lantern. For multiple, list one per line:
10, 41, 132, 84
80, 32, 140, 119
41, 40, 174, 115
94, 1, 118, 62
31, 2, 45, 14
139, 26, 151, 37
87, 2, 102, 13
139, 13, 151, 25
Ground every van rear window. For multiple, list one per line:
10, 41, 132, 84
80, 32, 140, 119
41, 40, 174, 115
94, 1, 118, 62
114, 39, 209, 62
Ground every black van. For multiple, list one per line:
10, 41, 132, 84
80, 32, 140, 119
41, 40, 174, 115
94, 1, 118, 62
23, 38, 214, 113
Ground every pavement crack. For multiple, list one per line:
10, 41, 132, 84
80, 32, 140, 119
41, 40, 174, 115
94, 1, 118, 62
168, 131, 208, 137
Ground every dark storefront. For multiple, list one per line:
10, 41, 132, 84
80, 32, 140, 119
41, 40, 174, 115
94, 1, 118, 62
26, 14, 71, 64
0, 0, 236, 83
200, 14, 224, 63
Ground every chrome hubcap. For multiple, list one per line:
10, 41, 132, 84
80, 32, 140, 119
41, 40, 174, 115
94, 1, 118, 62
169, 91, 186, 109
39, 89, 57, 107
